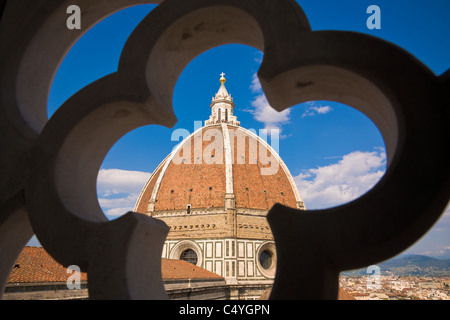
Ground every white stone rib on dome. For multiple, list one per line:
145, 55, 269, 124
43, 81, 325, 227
132, 153, 171, 212
222, 123, 234, 195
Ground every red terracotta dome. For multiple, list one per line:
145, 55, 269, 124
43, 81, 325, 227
134, 74, 304, 215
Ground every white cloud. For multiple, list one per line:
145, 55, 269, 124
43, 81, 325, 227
247, 73, 291, 134
247, 75, 333, 134
250, 72, 262, 93
97, 169, 151, 217
253, 51, 263, 64
97, 168, 151, 195
98, 195, 137, 209
251, 94, 291, 129
302, 101, 333, 118
294, 149, 386, 210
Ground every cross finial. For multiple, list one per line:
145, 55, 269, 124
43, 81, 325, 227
220, 72, 226, 84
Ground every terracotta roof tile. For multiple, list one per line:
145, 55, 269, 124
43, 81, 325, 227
8, 246, 87, 284
161, 258, 223, 280
338, 288, 356, 300
136, 125, 299, 213
8, 247, 223, 285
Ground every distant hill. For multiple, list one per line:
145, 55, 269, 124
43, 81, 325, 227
342, 255, 450, 277
382, 255, 450, 268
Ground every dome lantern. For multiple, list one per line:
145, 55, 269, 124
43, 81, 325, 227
205, 73, 240, 126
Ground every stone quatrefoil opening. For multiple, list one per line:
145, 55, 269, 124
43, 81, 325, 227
0, 0, 448, 299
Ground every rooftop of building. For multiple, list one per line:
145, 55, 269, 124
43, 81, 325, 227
7, 246, 223, 285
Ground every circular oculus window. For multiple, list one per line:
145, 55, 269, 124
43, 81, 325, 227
180, 248, 198, 265
257, 242, 276, 278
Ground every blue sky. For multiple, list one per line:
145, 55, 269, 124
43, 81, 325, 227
41, 1, 450, 258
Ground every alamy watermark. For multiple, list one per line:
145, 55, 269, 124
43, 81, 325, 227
367, 5, 381, 30
66, 265, 81, 290
66, 4, 382, 31
66, 5, 81, 30
366, 265, 381, 290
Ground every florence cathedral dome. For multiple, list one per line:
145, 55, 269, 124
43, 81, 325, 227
134, 74, 304, 297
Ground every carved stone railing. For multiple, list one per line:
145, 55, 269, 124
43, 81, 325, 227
0, 0, 448, 299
